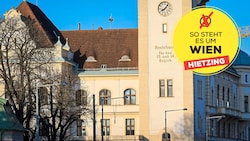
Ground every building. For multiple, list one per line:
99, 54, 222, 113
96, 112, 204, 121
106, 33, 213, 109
193, 50, 250, 141
1, 0, 250, 141
0, 98, 26, 141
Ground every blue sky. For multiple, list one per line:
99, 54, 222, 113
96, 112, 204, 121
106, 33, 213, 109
1, 0, 250, 30
206, 0, 250, 54
0, 0, 138, 30
1, 0, 250, 51
1, 1, 250, 56
207, 0, 250, 28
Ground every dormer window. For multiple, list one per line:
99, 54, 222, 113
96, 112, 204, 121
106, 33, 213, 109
101, 64, 107, 69
119, 55, 131, 62
86, 56, 97, 62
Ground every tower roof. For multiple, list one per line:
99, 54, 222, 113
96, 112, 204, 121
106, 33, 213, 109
233, 50, 250, 66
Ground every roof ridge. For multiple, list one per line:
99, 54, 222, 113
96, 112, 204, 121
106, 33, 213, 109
17, 1, 65, 47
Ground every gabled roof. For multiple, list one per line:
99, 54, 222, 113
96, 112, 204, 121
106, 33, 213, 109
0, 98, 25, 132
62, 29, 138, 68
16, 1, 65, 47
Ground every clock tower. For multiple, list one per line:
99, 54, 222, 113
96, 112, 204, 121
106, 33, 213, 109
138, 0, 201, 140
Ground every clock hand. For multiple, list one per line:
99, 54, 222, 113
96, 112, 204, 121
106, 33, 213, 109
161, 4, 168, 11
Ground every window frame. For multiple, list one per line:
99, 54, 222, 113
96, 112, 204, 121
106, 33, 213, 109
99, 89, 111, 105
39, 87, 49, 106
167, 79, 173, 97
159, 79, 165, 97
197, 80, 202, 99
102, 119, 110, 136
77, 118, 82, 136
125, 118, 135, 135
124, 88, 136, 105
76, 90, 88, 106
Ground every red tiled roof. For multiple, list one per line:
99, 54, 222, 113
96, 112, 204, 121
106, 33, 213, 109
16, 1, 65, 47
61, 29, 138, 68
14, 1, 138, 69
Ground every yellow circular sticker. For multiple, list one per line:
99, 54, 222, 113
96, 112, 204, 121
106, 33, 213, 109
173, 7, 240, 75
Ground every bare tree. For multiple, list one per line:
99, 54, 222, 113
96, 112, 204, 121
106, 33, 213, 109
38, 70, 91, 141
0, 14, 53, 140
0, 13, 91, 140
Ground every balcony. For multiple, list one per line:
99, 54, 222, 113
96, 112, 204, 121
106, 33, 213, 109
215, 100, 241, 118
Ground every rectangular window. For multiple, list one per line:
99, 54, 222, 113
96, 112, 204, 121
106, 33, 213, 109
159, 80, 165, 97
39, 119, 49, 136
217, 85, 220, 106
245, 96, 249, 112
77, 119, 82, 136
167, 79, 173, 97
102, 119, 110, 136
39, 87, 48, 106
197, 80, 202, 99
126, 118, 135, 135
162, 23, 168, 33
82, 120, 86, 136
198, 112, 202, 132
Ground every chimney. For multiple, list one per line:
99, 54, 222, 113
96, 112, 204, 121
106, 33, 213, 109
78, 23, 81, 30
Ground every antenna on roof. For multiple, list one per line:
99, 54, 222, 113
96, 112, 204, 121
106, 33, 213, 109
109, 14, 113, 29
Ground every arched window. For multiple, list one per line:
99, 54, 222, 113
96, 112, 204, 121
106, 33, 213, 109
124, 88, 136, 105
75, 90, 87, 106
39, 87, 48, 106
99, 89, 111, 105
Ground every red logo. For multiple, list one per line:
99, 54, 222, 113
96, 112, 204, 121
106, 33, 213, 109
200, 11, 213, 29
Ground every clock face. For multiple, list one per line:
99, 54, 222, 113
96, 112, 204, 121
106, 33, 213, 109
158, 1, 173, 16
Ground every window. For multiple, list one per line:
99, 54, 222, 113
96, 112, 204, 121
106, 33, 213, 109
124, 88, 136, 105
197, 80, 202, 99
159, 79, 173, 97
217, 85, 220, 106
162, 23, 168, 33
159, 80, 165, 97
99, 89, 111, 105
39, 87, 48, 106
245, 74, 248, 83
198, 112, 202, 132
244, 96, 249, 112
210, 119, 214, 136
217, 121, 220, 137
167, 79, 173, 97
76, 90, 87, 106
102, 119, 110, 136
126, 118, 135, 135
77, 118, 82, 136
39, 118, 49, 136
82, 120, 86, 136
221, 122, 225, 137
86, 56, 97, 62
119, 55, 131, 62
101, 64, 107, 69
222, 86, 225, 101
76, 118, 86, 136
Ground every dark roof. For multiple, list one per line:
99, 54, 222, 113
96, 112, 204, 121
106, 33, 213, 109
0, 98, 25, 132
233, 50, 250, 66
16, 1, 65, 47
62, 29, 138, 68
